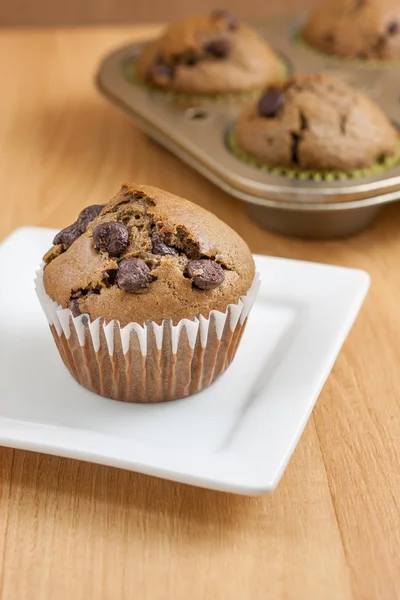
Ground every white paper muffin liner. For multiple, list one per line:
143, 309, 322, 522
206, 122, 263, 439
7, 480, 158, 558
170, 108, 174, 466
35, 268, 260, 403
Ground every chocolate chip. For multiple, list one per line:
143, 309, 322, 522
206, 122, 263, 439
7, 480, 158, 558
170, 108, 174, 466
203, 38, 231, 58
258, 89, 285, 118
77, 205, 104, 230
116, 257, 153, 293
210, 9, 238, 31
185, 259, 224, 290
151, 233, 178, 256
387, 22, 399, 35
151, 61, 173, 82
93, 222, 129, 257
181, 49, 199, 67
53, 204, 104, 250
53, 222, 82, 249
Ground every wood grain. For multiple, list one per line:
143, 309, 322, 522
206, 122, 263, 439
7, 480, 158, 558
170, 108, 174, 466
0, 0, 319, 27
1, 25, 400, 600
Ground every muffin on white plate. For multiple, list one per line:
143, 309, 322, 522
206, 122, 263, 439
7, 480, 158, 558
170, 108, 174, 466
37, 183, 259, 403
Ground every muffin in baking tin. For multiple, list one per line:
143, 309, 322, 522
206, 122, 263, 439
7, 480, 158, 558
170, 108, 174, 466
133, 9, 285, 100
301, 0, 400, 62
228, 73, 400, 180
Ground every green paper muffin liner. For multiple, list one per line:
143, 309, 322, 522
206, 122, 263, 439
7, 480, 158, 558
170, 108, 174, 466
294, 33, 400, 68
227, 129, 400, 181
124, 60, 288, 104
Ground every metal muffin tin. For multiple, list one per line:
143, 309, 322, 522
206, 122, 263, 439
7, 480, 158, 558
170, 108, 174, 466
97, 14, 400, 238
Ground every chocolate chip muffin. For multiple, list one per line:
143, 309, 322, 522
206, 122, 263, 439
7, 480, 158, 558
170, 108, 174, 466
37, 184, 258, 403
135, 9, 283, 96
43, 184, 255, 326
231, 73, 399, 175
302, 0, 400, 61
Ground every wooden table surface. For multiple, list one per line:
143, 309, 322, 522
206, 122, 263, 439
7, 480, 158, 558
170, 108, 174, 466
1, 25, 400, 600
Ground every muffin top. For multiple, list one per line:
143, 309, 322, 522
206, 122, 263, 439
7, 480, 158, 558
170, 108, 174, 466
234, 73, 398, 171
43, 184, 255, 327
302, 0, 400, 61
136, 9, 282, 94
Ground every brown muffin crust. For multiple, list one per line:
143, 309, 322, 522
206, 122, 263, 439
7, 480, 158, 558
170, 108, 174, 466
136, 10, 282, 94
43, 184, 255, 327
302, 0, 400, 61
234, 73, 398, 171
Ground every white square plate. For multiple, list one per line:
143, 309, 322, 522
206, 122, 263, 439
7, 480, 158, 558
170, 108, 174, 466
0, 228, 369, 494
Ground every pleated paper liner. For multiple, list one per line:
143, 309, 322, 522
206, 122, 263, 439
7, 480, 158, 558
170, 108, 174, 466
124, 60, 288, 105
35, 268, 260, 404
293, 33, 400, 69
227, 129, 400, 181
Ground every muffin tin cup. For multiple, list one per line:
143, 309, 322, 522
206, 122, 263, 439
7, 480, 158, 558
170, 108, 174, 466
97, 14, 400, 238
35, 269, 260, 404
